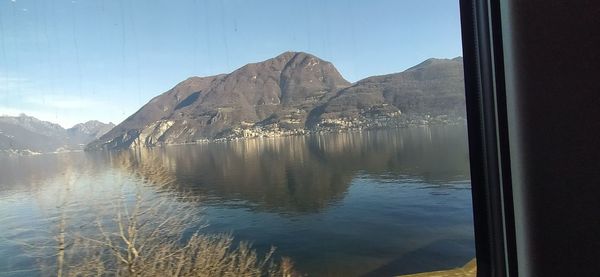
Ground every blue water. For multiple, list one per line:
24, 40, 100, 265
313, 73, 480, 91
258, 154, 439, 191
0, 125, 474, 276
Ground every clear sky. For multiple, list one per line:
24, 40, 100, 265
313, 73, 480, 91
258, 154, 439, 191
0, 0, 462, 128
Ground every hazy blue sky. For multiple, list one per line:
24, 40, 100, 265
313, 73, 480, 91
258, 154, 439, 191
0, 0, 462, 127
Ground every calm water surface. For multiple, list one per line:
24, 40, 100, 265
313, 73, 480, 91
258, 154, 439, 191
0, 125, 474, 276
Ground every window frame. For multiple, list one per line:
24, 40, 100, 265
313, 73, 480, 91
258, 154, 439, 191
459, 0, 518, 275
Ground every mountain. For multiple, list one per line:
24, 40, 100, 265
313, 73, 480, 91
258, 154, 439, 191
0, 114, 66, 139
87, 52, 465, 150
67, 120, 116, 145
87, 52, 350, 149
312, 57, 465, 129
0, 114, 114, 155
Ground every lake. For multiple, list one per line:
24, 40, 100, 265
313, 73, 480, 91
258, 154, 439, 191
0, 125, 474, 276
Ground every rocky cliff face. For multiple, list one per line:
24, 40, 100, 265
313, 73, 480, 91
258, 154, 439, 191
87, 52, 465, 150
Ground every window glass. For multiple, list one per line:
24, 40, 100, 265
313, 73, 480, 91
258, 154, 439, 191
0, 1, 473, 276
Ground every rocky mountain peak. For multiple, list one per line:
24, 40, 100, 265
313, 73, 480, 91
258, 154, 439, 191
68, 120, 115, 140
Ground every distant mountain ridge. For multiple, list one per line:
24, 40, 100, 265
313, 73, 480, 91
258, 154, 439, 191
68, 120, 116, 144
0, 114, 114, 155
315, 57, 465, 127
87, 52, 465, 150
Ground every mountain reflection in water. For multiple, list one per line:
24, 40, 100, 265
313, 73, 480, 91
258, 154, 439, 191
0, 125, 473, 276
111, 126, 470, 213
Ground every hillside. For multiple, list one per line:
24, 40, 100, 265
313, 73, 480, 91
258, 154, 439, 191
0, 114, 114, 155
87, 52, 465, 150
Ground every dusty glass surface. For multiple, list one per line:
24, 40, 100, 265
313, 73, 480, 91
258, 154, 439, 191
0, 1, 471, 276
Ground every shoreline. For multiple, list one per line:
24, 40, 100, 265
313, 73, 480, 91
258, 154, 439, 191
2, 120, 467, 156
124, 120, 467, 149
